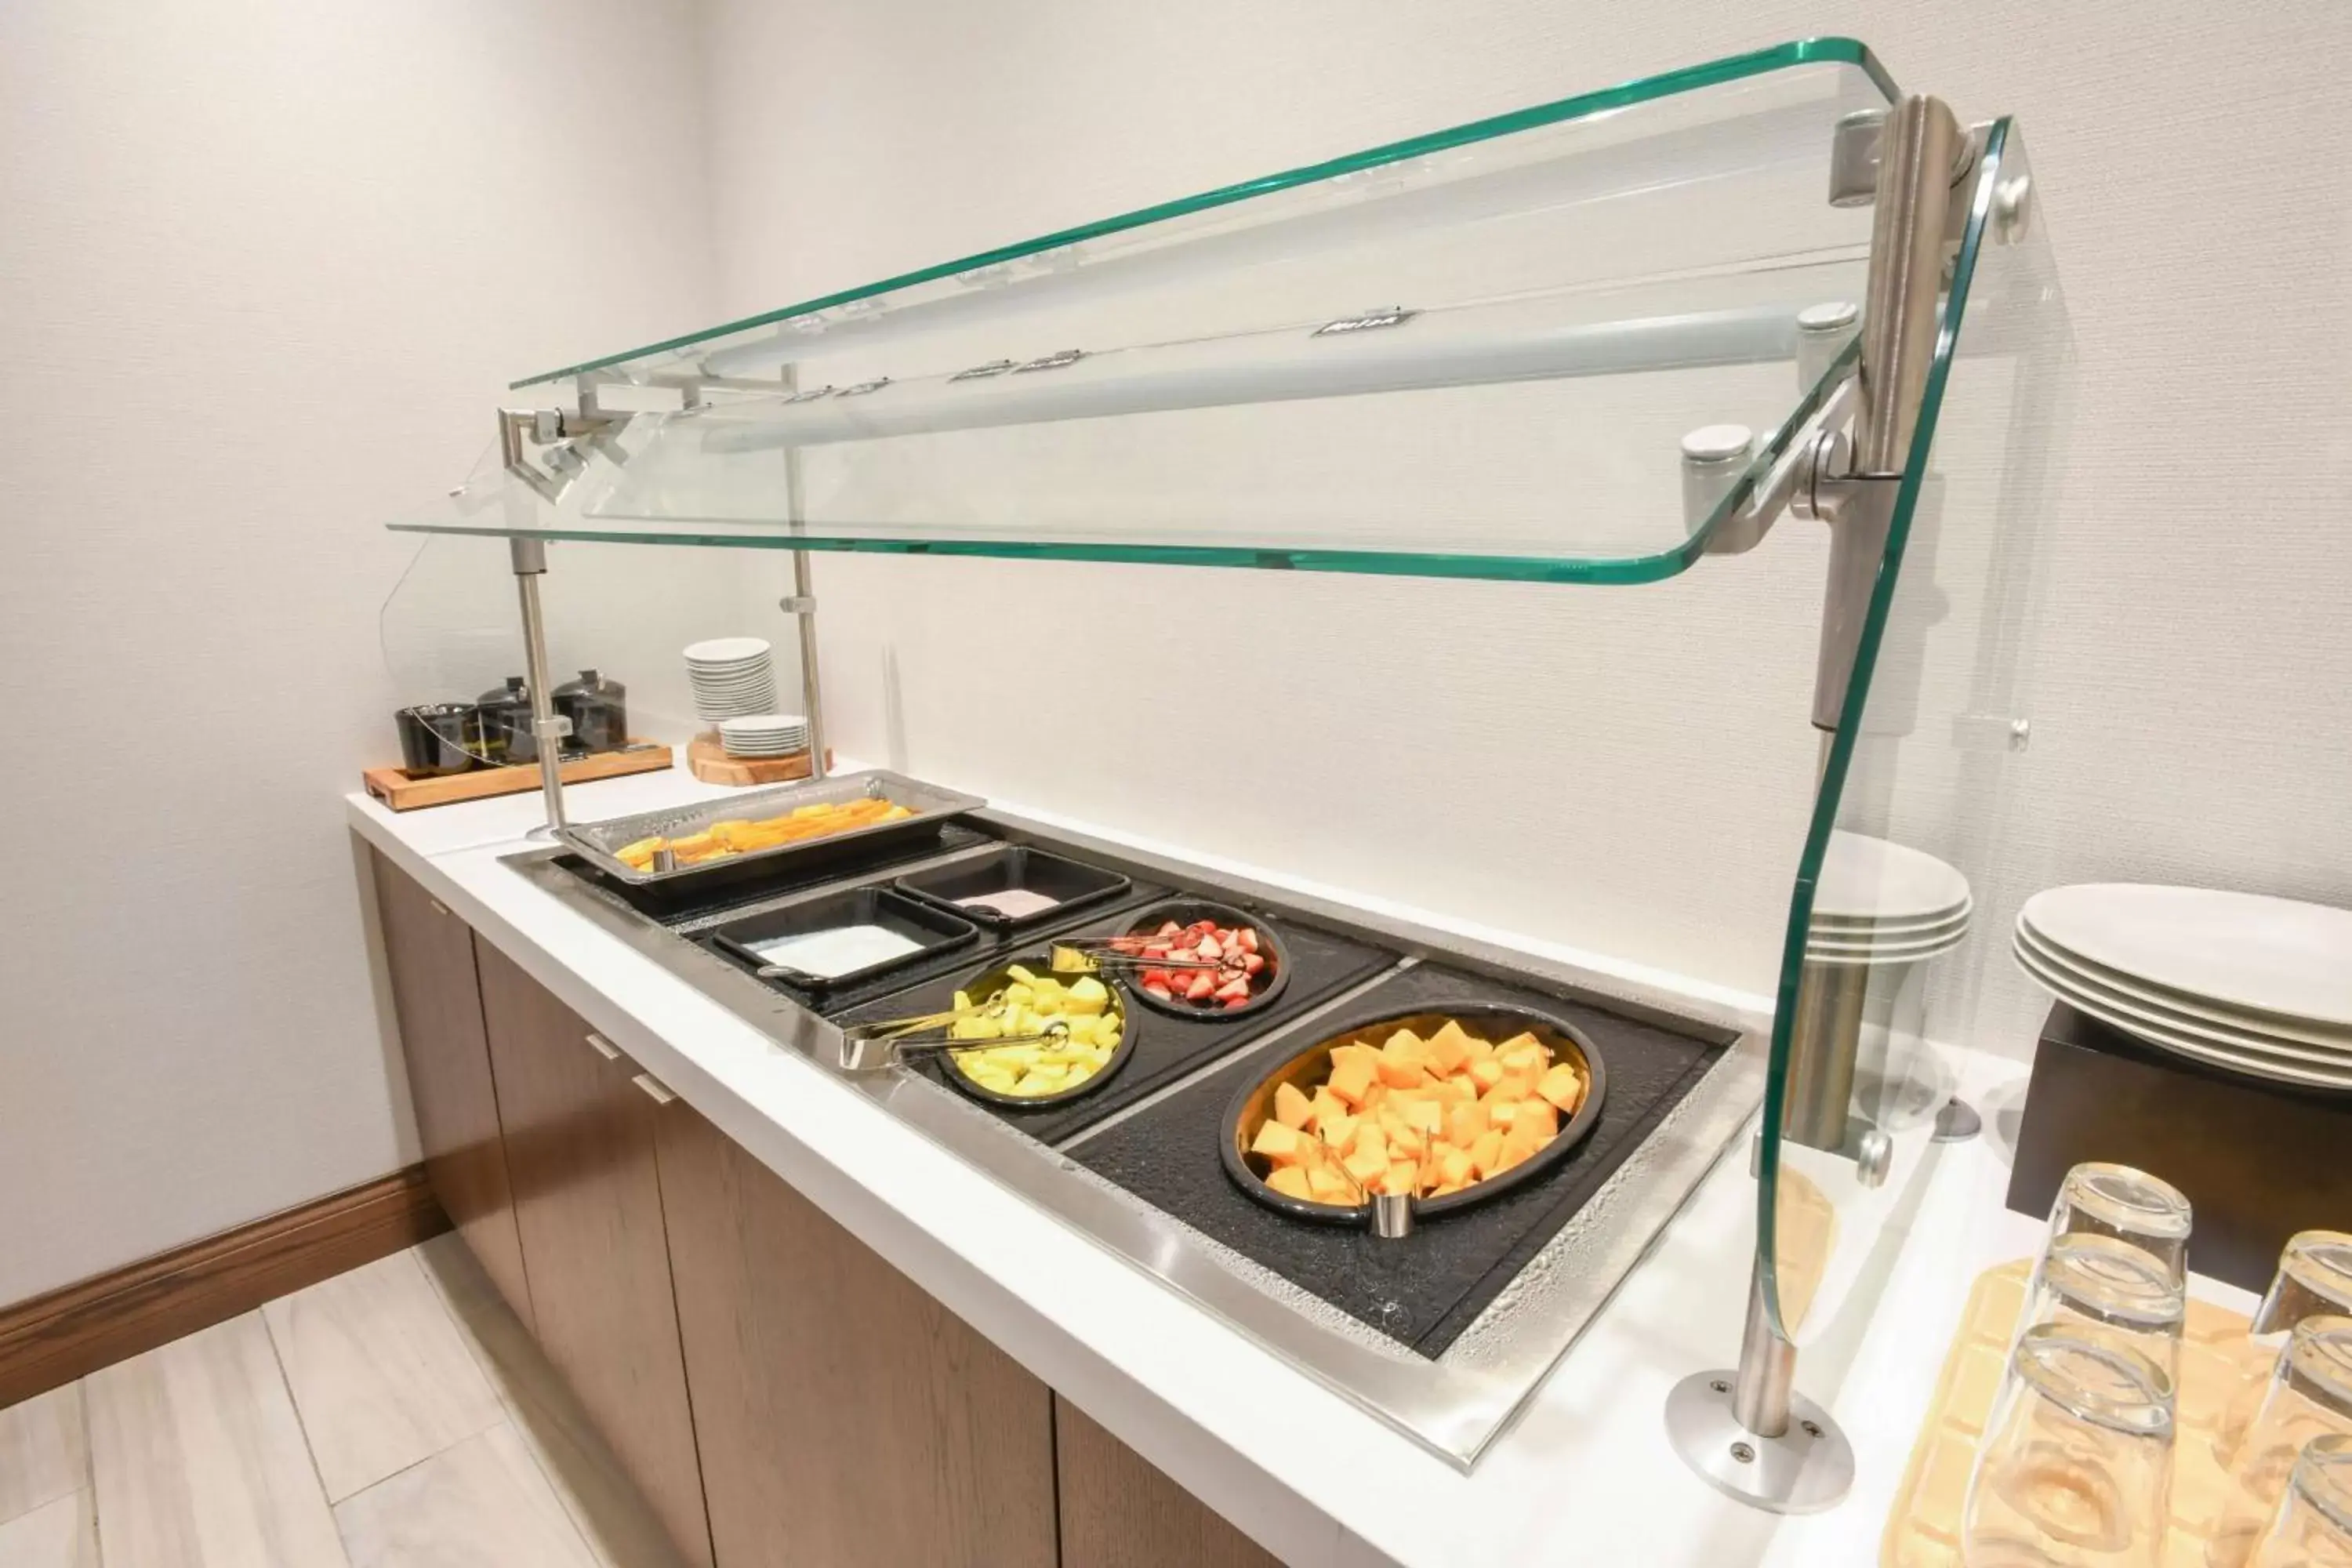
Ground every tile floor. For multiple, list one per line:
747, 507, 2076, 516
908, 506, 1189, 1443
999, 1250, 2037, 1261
0, 1235, 691, 1568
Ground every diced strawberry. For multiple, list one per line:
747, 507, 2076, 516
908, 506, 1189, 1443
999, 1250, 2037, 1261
1197, 936, 1222, 961
1139, 967, 1167, 989
1222, 993, 1250, 1009
1143, 943, 1169, 960
1159, 921, 1181, 937
1214, 976, 1251, 1000
1185, 972, 1218, 1002
1241, 953, 1265, 975
1145, 982, 1174, 1003
1237, 927, 1261, 953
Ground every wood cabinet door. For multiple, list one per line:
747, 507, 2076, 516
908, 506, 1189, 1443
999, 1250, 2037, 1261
368, 847, 533, 1327
474, 938, 716, 1568
1054, 1396, 1285, 1568
655, 1101, 1057, 1568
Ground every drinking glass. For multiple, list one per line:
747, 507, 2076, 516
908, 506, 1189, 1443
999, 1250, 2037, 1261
2223, 1234, 2352, 1460
1962, 1326, 2176, 1566
2021, 1233, 2188, 1386
2209, 1317, 2352, 1568
2246, 1434, 2352, 1568
2045, 1163, 2193, 1289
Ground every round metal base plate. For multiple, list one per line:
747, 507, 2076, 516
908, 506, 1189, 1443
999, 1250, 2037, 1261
1664, 1371, 1855, 1514
1931, 1096, 1984, 1142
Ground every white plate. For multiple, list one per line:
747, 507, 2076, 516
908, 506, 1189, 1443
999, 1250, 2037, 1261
1814, 832, 1972, 923
2012, 938, 2352, 1064
1809, 905, 1973, 943
683, 637, 772, 663
1803, 930, 1969, 967
2015, 921, 2352, 1052
2012, 939, 2352, 1088
2020, 884, 2352, 1029
1809, 895, 1973, 935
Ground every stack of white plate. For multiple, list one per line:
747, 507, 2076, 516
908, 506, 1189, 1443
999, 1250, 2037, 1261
2014, 884, 2352, 1090
1805, 831, 1973, 967
684, 637, 777, 722
717, 713, 809, 759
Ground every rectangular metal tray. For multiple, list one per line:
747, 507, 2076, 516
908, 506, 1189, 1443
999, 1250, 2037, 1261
557, 770, 985, 888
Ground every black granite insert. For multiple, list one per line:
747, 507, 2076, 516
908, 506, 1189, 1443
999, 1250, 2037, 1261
832, 902, 1396, 1146
1067, 960, 1730, 1357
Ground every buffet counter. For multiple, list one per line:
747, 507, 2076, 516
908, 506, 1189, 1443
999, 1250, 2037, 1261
346, 754, 2099, 1568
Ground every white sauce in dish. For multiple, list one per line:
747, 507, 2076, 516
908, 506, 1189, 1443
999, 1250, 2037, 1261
751, 924, 924, 978
955, 888, 1061, 919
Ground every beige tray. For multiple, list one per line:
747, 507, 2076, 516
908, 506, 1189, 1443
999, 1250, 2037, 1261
1882, 1259, 2278, 1568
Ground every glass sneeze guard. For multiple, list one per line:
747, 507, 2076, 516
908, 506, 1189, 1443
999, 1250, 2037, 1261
390, 40, 1896, 582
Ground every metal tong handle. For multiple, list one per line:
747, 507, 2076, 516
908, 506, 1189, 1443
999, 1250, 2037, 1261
842, 1003, 1069, 1054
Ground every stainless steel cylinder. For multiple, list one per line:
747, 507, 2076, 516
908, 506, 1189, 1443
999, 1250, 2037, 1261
510, 538, 568, 834
1782, 956, 1868, 1151
1733, 1263, 1796, 1437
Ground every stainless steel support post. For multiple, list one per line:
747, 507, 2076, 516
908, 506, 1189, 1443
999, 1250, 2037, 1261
509, 535, 572, 838
780, 370, 829, 780
1671, 93, 1968, 1513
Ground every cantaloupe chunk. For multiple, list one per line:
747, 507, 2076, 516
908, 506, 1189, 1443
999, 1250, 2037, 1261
1265, 1165, 1314, 1201
1537, 1062, 1585, 1114
1346, 1121, 1388, 1167
1468, 1128, 1508, 1179
1327, 1054, 1378, 1108
1250, 1120, 1308, 1164
1306, 1163, 1354, 1204
1425, 1021, 1474, 1075
1385, 1159, 1420, 1196
1317, 1111, 1358, 1149
1330, 1042, 1381, 1076
1436, 1145, 1475, 1189
1309, 1086, 1347, 1128
1273, 1082, 1315, 1131
1381, 1028, 1428, 1063
1501, 1116, 1546, 1167
1431, 1181, 1467, 1197
1496, 1032, 1549, 1069
1396, 1096, 1445, 1137
1446, 1102, 1490, 1148
1519, 1099, 1559, 1138
1377, 1106, 1425, 1159
1342, 1144, 1388, 1189
1457, 1033, 1496, 1067
1489, 1098, 1523, 1130
1375, 1055, 1428, 1091
1468, 1057, 1505, 1091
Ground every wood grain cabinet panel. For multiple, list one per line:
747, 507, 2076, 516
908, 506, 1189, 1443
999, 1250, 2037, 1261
654, 1102, 1057, 1568
368, 848, 532, 1327
473, 938, 716, 1568
1054, 1397, 1287, 1568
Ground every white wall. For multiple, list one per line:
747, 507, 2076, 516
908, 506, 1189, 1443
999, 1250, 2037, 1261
0, 2, 721, 1302
698, 1, 2352, 1052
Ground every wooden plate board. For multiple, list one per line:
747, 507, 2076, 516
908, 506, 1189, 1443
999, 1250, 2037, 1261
362, 741, 672, 811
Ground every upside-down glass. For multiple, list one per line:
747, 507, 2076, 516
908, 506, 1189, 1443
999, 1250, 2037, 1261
2248, 1434, 2352, 1568
2223, 1235, 2352, 1461
2045, 1163, 2194, 1289
2209, 1317, 2352, 1568
2021, 1234, 2187, 1386
1962, 1326, 2176, 1567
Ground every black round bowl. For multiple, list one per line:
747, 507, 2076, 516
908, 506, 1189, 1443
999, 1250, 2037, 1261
1220, 1000, 1608, 1226
936, 952, 1138, 1110
1108, 899, 1292, 1023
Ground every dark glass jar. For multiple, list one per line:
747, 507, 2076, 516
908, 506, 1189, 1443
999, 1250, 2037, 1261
475, 676, 534, 765
395, 703, 485, 776
553, 668, 627, 754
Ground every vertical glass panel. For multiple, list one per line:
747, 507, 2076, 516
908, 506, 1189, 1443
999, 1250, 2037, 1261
1760, 122, 2072, 1342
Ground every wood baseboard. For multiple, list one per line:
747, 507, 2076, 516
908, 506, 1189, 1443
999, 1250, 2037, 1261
0, 1165, 448, 1410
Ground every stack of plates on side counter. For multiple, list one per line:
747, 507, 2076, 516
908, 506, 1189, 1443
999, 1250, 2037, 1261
685, 637, 778, 722
2014, 884, 2352, 1090
1805, 831, 1973, 967
717, 713, 809, 758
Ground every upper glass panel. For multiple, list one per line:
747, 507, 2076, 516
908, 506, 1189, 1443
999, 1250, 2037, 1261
390, 43, 1893, 584
513, 39, 1892, 390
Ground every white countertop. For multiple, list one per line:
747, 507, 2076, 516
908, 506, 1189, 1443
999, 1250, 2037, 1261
346, 754, 2241, 1568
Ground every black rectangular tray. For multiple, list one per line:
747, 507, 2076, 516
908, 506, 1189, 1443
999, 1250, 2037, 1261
1066, 960, 1731, 1357
557, 822, 1007, 927
707, 887, 982, 998
834, 900, 1395, 1146
894, 845, 1133, 937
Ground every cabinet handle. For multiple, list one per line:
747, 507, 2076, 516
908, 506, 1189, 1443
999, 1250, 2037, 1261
428, 898, 451, 916
631, 1073, 677, 1105
583, 1033, 622, 1061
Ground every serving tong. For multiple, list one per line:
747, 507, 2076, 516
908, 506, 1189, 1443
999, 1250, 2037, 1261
835, 1000, 1071, 1073
1045, 937, 1226, 975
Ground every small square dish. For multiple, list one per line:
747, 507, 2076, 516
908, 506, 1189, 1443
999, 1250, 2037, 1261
709, 887, 979, 996
893, 846, 1132, 935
